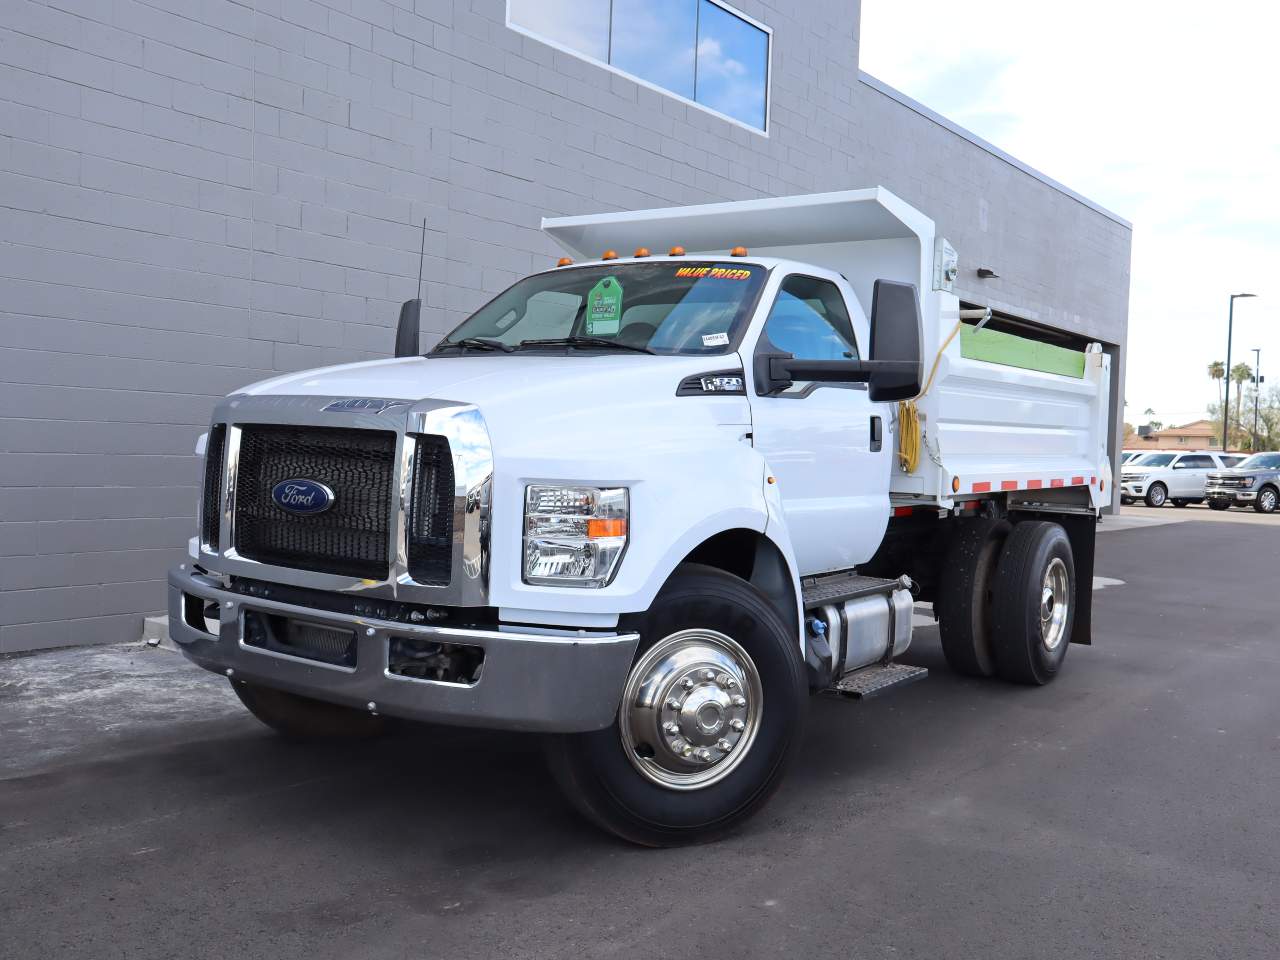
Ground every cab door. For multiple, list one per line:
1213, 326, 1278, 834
747, 272, 891, 575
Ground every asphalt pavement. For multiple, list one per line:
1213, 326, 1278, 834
3, 510, 1279, 959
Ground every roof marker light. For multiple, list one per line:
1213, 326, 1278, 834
669, 246, 686, 256
730, 246, 748, 257
601, 249, 618, 261
633, 247, 650, 258
556, 257, 573, 267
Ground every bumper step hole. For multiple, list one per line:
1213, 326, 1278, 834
388, 636, 484, 685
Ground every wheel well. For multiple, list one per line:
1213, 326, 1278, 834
679, 529, 799, 636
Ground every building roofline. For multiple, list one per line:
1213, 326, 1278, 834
858, 71, 1133, 230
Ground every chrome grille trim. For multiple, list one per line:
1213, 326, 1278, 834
198, 394, 493, 607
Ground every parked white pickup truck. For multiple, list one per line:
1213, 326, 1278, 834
170, 188, 1113, 844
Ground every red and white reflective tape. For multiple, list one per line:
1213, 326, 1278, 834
964, 476, 1096, 495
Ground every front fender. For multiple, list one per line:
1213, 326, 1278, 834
490, 435, 782, 620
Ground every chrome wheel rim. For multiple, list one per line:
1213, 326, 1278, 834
1262, 490, 1276, 512
1149, 485, 1165, 506
618, 629, 763, 791
1040, 557, 1070, 653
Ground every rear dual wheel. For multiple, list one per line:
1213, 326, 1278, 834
936, 519, 1076, 686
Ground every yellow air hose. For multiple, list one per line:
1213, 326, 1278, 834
896, 317, 969, 474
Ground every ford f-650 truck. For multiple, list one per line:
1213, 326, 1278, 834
169, 188, 1113, 845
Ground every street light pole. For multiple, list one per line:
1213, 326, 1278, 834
1253, 347, 1262, 451
1224, 292, 1257, 451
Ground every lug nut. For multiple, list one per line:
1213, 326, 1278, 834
732, 695, 746, 707
718, 739, 733, 751
703, 670, 715, 681
681, 744, 693, 757
682, 678, 695, 690
726, 678, 738, 689
694, 748, 712, 762
665, 697, 682, 710
671, 739, 686, 752
730, 719, 745, 732
663, 721, 680, 735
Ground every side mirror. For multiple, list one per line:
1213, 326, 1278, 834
394, 299, 421, 358
868, 280, 923, 402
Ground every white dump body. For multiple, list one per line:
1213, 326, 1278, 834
544, 187, 1113, 512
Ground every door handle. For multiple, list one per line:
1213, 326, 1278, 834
870, 415, 883, 452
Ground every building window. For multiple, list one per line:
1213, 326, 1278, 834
507, 0, 770, 133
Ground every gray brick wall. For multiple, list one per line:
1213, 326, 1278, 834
0, 0, 1130, 653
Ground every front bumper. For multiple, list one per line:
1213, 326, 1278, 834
168, 565, 639, 733
1120, 480, 1146, 498
1205, 486, 1255, 504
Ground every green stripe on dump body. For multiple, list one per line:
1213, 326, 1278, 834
959, 325, 1086, 378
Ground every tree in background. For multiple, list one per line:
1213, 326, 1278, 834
1230, 362, 1253, 435
1208, 360, 1225, 411
1207, 382, 1280, 451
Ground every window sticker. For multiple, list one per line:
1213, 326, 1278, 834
701, 331, 730, 347
585, 276, 623, 336
674, 266, 753, 280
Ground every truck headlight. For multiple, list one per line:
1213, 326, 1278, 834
1125, 474, 1146, 483
524, 485, 628, 587
1240, 477, 1256, 488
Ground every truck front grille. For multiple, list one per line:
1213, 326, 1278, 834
233, 424, 397, 580
407, 434, 455, 585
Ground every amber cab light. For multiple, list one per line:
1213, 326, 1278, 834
730, 246, 748, 257
556, 257, 573, 267
633, 247, 650, 258
601, 249, 618, 261
669, 245, 686, 256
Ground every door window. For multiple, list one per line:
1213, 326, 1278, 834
1178, 455, 1215, 469
761, 275, 858, 395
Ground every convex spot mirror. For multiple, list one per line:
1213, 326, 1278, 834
868, 279, 923, 402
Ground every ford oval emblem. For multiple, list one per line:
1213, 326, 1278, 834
271, 479, 334, 515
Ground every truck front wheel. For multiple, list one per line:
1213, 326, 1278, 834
544, 564, 806, 846
991, 521, 1076, 685
231, 679, 386, 739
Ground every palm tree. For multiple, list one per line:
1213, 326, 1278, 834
1231, 362, 1253, 441
1208, 360, 1225, 412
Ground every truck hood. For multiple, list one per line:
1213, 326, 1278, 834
237, 353, 739, 408
233, 354, 753, 458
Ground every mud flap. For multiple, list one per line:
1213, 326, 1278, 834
1054, 513, 1096, 645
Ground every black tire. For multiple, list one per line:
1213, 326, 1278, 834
231, 679, 387, 740
1172, 499, 1188, 508
1208, 499, 1231, 511
1120, 497, 1134, 506
936, 518, 1011, 677
1254, 486, 1279, 514
991, 521, 1076, 686
1144, 482, 1168, 508
543, 563, 807, 846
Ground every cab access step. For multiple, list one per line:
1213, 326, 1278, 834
800, 570, 927, 696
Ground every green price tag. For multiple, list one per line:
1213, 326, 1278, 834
586, 276, 623, 336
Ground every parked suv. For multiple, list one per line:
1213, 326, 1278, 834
1205, 452, 1280, 513
1120, 451, 1235, 507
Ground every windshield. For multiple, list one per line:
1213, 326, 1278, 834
1235, 453, 1280, 470
1129, 453, 1176, 468
434, 261, 767, 356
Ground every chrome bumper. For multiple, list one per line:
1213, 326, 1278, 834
168, 565, 639, 733
1205, 487, 1255, 501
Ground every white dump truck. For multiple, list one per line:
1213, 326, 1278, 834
169, 188, 1114, 844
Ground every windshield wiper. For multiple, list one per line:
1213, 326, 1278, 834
431, 337, 515, 354
514, 336, 654, 355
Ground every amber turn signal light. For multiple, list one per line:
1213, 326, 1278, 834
586, 518, 627, 539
